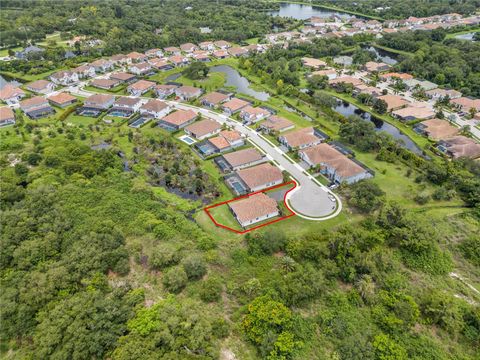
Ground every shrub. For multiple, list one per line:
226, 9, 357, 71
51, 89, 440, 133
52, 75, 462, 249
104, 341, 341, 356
149, 243, 181, 270
162, 266, 188, 293
182, 255, 207, 280
199, 276, 223, 303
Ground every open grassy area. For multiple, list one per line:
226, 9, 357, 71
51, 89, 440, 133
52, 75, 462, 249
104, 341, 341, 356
207, 203, 243, 232
173, 71, 226, 92
445, 27, 480, 39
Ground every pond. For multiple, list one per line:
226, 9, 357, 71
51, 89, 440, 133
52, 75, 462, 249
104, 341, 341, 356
210, 65, 270, 101
454, 32, 476, 41
362, 45, 398, 65
0, 74, 22, 89
333, 100, 423, 154
268, 2, 355, 20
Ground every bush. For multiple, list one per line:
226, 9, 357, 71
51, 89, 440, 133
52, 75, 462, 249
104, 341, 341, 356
162, 266, 188, 293
199, 276, 223, 303
182, 255, 207, 280
246, 229, 288, 256
149, 243, 181, 270
414, 192, 430, 205
346, 180, 385, 213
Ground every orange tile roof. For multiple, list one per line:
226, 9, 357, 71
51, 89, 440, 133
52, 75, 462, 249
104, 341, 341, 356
161, 109, 197, 126
48, 92, 77, 105
236, 163, 282, 190
185, 118, 221, 138
229, 193, 278, 224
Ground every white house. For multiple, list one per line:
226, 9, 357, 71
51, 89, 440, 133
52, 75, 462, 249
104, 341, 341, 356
50, 70, 79, 86
139, 99, 171, 118
0, 85, 26, 105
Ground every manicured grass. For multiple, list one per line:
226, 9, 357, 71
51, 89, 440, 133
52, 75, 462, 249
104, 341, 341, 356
65, 113, 99, 126
445, 27, 480, 39
207, 203, 243, 232
84, 85, 126, 95
174, 71, 226, 92
0, 46, 22, 57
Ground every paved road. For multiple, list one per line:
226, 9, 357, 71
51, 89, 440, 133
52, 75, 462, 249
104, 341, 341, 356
68, 82, 342, 220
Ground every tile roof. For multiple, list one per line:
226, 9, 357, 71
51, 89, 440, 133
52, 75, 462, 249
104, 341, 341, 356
47, 92, 77, 105
20, 96, 48, 109
236, 163, 283, 190
223, 148, 264, 168
85, 93, 115, 105
161, 109, 197, 126
0, 85, 25, 100
208, 136, 231, 150
392, 105, 436, 119
91, 78, 119, 88
223, 98, 249, 112
114, 97, 142, 107
262, 115, 294, 132
140, 99, 169, 112
26, 80, 51, 91
185, 118, 221, 137
229, 193, 278, 224
441, 136, 480, 159
377, 94, 410, 110
219, 130, 242, 142
281, 127, 319, 148
110, 72, 136, 81
201, 91, 230, 105
0, 106, 14, 121
129, 79, 156, 91
419, 118, 459, 140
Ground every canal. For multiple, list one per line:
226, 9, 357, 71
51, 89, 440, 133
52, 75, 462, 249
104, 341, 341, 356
268, 2, 355, 20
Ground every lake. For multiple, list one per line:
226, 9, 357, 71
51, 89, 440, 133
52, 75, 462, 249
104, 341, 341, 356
333, 100, 423, 154
454, 32, 476, 41
0, 74, 22, 89
269, 2, 354, 20
210, 65, 270, 101
362, 45, 398, 65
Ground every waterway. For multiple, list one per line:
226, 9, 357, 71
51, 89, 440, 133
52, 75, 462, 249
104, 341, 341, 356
268, 2, 355, 20
362, 45, 398, 65
454, 32, 476, 41
333, 100, 423, 154
0, 74, 22, 89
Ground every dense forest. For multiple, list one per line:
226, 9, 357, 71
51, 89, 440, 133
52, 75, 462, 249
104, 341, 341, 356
313, 0, 480, 18
0, 0, 296, 50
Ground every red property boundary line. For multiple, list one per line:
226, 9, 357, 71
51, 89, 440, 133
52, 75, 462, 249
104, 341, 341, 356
203, 180, 297, 234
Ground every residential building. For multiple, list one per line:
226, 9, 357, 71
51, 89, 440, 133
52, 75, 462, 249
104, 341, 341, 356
110, 72, 137, 84
222, 98, 249, 115
229, 193, 279, 228
279, 127, 324, 150
91, 78, 120, 90
15, 45, 44, 60
425, 88, 462, 100
228, 47, 248, 57
438, 136, 480, 159
260, 115, 294, 133
145, 48, 163, 58
163, 46, 181, 55
363, 61, 390, 72
169, 55, 189, 67
239, 106, 271, 124
214, 40, 231, 49
329, 76, 364, 88
155, 84, 178, 99
127, 51, 147, 63
413, 118, 459, 140
47, 92, 77, 108
20, 96, 55, 119
199, 41, 215, 51
311, 69, 337, 80
175, 86, 202, 101
377, 94, 410, 111
450, 97, 480, 113
404, 79, 438, 91
158, 109, 198, 130
50, 70, 79, 86
112, 97, 142, 113
110, 54, 130, 65
380, 72, 413, 81
0, 107, 15, 126
73, 64, 96, 79
300, 143, 372, 184
184, 118, 222, 140
392, 105, 436, 121
139, 99, 171, 118
91, 59, 114, 73
203, 130, 245, 154
0, 85, 25, 105
84, 93, 115, 110
217, 148, 266, 172
128, 62, 154, 76
301, 57, 327, 70
212, 50, 229, 59
180, 43, 197, 53
25, 80, 55, 94
201, 91, 231, 108
149, 59, 172, 71
127, 80, 156, 96
235, 163, 283, 192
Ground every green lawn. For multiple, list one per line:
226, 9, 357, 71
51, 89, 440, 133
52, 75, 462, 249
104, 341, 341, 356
445, 27, 480, 39
65, 113, 99, 126
207, 203, 243, 232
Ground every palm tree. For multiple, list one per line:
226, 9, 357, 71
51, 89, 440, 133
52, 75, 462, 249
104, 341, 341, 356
280, 256, 296, 273
356, 274, 375, 303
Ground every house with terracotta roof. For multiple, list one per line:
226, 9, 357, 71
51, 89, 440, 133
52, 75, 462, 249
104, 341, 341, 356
201, 92, 231, 108
127, 51, 147, 63
163, 46, 181, 55
239, 106, 271, 124
91, 59, 114, 73
20, 96, 54, 119
0, 85, 25, 105
128, 62, 154, 76
234, 163, 283, 192
50, 70, 79, 86
145, 48, 163, 58
300, 143, 372, 184
260, 115, 294, 133
450, 97, 480, 114
155, 84, 178, 99
169, 55, 189, 67
112, 97, 143, 113
139, 99, 171, 118
380, 72, 413, 81
377, 94, 410, 111
175, 86, 202, 101
212, 50, 230, 59
228, 47, 248, 57
413, 118, 459, 140
47, 92, 77, 108
158, 109, 198, 130
329, 76, 364, 88
392, 105, 436, 121
110, 54, 130, 65
301, 57, 327, 70
149, 59, 172, 71
0, 107, 15, 127
184, 118, 222, 140
84, 93, 115, 110
193, 52, 210, 62
222, 98, 250, 115
229, 193, 279, 228
127, 80, 156, 96
438, 136, 480, 159
353, 84, 383, 97
200, 129, 245, 155
363, 61, 390, 73
311, 69, 337, 80
216, 148, 267, 172
91, 78, 120, 90
25, 80, 55, 94
279, 127, 325, 150
214, 40, 231, 49
73, 64, 96, 79
110, 72, 137, 84
180, 43, 197, 53
199, 41, 215, 51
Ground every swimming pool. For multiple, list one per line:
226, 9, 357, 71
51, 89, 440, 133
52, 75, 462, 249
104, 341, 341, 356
179, 135, 197, 145
108, 110, 131, 117
129, 117, 151, 128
